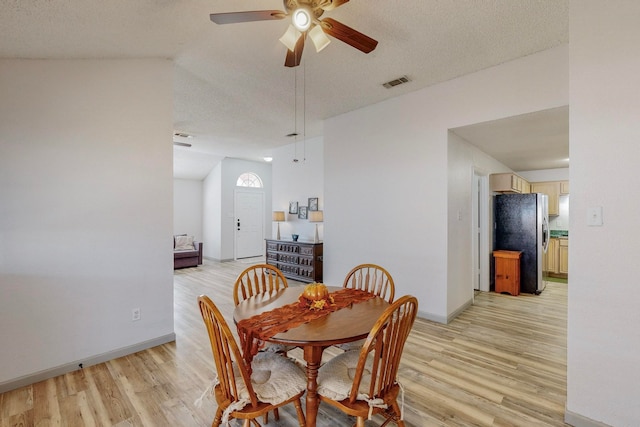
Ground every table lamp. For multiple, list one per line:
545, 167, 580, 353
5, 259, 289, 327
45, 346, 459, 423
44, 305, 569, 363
308, 210, 323, 243
272, 211, 285, 240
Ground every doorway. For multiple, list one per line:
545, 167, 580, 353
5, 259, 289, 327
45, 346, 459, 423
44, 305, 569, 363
472, 170, 490, 292
234, 190, 264, 259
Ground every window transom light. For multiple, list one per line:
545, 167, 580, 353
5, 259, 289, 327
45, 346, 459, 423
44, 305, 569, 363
236, 172, 263, 188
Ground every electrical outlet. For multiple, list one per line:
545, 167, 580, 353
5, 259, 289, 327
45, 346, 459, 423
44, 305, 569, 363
132, 308, 141, 321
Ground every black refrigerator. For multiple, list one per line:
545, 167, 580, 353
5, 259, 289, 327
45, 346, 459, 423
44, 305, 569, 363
494, 193, 550, 294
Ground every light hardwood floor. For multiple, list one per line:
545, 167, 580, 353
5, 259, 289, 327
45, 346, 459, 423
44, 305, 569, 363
0, 260, 569, 426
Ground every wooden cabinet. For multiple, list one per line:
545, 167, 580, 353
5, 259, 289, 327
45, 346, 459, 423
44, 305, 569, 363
560, 180, 570, 195
531, 181, 560, 216
545, 237, 568, 277
545, 238, 559, 273
559, 239, 569, 274
265, 239, 323, 283
493, 250, 522, 296
490, 173, 530, 194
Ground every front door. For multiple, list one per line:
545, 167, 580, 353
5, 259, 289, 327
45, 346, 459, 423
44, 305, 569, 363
235, 190, 264, 259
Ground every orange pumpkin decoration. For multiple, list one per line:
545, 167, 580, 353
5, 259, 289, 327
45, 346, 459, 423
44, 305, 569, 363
302, 283, 329, 301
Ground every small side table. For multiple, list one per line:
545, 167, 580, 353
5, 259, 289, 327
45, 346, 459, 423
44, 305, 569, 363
493, 250, 522, 296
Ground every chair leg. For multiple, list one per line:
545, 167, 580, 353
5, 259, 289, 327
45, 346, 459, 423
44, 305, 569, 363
356, 416, 366, 427
274, 407, 280, 421
242, 419, 251, 427
212, 408, 223, 427
390, 401, 405, 427
293, 398, 306, 427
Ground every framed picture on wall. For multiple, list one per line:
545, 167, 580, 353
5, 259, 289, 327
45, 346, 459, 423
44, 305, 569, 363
289, 201, 298, 214
298, 206, 308, 219
308, 197, 319, 211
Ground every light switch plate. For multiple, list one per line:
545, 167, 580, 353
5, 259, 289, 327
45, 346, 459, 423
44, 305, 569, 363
587, 206, 603, 226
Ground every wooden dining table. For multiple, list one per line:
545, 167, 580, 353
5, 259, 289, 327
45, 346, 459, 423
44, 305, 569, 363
233, 286, 390, 427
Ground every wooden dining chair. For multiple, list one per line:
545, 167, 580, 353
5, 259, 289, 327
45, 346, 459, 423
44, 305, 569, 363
233, 264, 294, 356
233, 264, 289, 306
337, 263, 396, 351
343, 263, 395, 303
197, 295, 306, 427
316, 295, 418, 427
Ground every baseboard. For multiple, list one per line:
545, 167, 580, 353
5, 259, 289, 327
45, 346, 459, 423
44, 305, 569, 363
418, 298, 473, 324
202, 256, 234, 262
448, 299, 473, 323
565, 410, 613, 427
0, 333, 176, 394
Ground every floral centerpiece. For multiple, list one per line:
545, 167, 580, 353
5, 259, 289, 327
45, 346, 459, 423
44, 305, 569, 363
298, 283, 335, 310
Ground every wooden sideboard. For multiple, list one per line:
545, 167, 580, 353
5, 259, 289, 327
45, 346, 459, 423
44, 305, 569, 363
265, 239, 323, 283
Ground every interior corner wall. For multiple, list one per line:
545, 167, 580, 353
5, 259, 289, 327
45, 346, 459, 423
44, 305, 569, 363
203, 163, 223, 260
173, 178, 203, 240
203, 158, 272, 261
271, 137, 324, 242
0, 59, 174, 390
566, 2, 640, 426
447, 132, 513, 315
324, 44, 568, 322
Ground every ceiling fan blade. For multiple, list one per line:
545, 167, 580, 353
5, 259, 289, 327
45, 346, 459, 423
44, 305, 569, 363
320, 17, 378, 53
209, 10, 286, 25
285, 34, 305, 67
321, 0, 350, 11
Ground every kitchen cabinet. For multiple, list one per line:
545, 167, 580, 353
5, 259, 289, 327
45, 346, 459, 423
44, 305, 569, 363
531, 181, 560, 216
545, 238, 559, 273
490, 173, 530, 194
265, 239, 323, 283
560, 180, 570, 195
545, 237, 568, 277
493, 250, 522, 296
559, 239, 569, 274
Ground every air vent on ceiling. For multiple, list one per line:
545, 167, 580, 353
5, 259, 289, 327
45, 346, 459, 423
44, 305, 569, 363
382, 75, 410, 89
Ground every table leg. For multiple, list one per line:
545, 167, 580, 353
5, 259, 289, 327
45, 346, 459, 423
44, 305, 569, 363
303, 345, 325, 427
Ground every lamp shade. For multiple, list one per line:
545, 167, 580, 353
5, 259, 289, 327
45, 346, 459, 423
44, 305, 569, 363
308, 210, 323, 223
279, 24, 302, 52
309, 25, 331, 52
273, 211, 285, 222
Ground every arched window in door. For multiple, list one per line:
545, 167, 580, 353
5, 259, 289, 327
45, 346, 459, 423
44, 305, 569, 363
236, 172, 263, 188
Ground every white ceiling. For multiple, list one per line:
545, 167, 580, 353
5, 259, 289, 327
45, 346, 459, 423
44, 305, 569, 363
0, 0, 569, 179
452, 106, 570, 172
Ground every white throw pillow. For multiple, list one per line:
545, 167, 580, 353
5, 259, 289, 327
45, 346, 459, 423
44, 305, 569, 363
175, 235, 194, 250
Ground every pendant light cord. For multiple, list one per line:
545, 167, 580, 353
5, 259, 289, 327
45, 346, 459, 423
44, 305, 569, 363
303, 59, 306, 163
293, 66, 298, 161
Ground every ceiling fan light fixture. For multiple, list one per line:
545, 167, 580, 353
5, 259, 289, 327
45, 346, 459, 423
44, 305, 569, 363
292, 8, 312, 32
309, 24, 331, 52
279, 24, 302, 51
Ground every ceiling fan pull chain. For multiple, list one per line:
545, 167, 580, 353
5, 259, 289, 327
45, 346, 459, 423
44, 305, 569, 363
303, 59, 306, 163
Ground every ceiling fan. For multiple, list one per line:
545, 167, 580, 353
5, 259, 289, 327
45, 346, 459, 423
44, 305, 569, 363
209, 0, 378, 67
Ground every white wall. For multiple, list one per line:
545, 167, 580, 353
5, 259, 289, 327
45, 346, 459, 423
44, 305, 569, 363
447, 132, 513, 312
203, 158, 272, 261
173, 179, 203, 240
272, 137, 324, 242
324, 45, 569, 322
566, 2, 640, 426
0, 59, 174, 390
519, 168, 569, 182
203, 164, 223, 260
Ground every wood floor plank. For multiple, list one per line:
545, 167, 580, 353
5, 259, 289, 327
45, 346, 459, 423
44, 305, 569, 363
0, 259, 570, 426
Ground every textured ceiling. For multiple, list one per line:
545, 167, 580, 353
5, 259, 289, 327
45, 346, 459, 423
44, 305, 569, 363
0, 0, 569, 179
